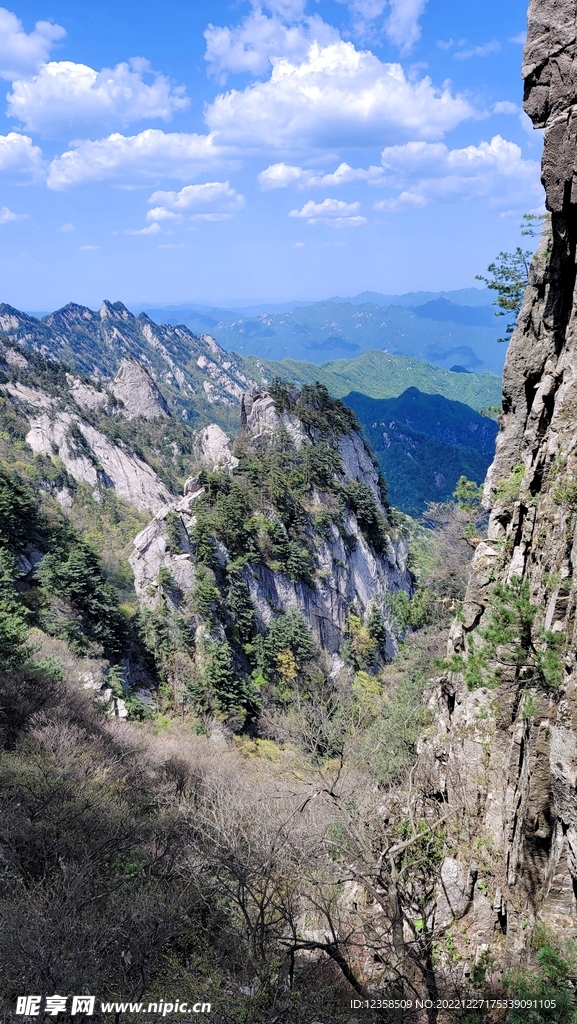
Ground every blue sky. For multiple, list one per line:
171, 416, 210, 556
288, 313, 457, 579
0, 0, 542, 309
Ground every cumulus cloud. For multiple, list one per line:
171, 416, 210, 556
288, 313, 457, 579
373, 135, 542, 210
46, 129, 225, 189
258, 160, 383, 188
0, 131, 45, 180
147, 181, 245, 223
205, 41, 476, 150
0, 205, 28, 224
0, 7, 65, 81
8, 57, 189, 138
289, 196, 366, 226
204, 9, 338, 81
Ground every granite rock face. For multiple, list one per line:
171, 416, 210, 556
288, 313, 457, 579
130, 393, 412, 660
3, 372, 172, 514
427, 0, 577, 969
110, 358, 170, 420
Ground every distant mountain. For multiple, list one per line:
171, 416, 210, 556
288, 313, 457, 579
343, 388, 498, 516
137, 287, 492, 320
329, 287, 492, 308
247, 349, 502, 412
144, 299, 505, 374
411, 298, 499, 328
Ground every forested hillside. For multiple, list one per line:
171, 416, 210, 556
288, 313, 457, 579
345, 388, 499, 515
249, 348, 502, 411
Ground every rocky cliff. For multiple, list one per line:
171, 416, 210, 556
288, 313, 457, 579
130, 385, 412, 689
0, 340, 173, 513
424, 0, 577, 978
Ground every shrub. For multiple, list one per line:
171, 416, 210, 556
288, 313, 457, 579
341, 481, 389, 553
505, 927, 577, 1024
446, 576, 564, 691
342, 613, 378, 671
35, 543, 127, 656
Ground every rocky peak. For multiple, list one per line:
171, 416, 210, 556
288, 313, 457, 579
0, 304, 38, 333
131, 384, 411, 662
99, 299, 132, 322
241, 386, 306, 446
197, 423, 239, 474
110, 358, 170, 420
43, 303, 95, 330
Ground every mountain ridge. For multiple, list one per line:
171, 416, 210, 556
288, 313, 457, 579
138, 296, 504, 373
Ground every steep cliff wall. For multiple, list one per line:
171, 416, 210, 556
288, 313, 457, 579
131, 386, 412, 674
424, 0, 577, 976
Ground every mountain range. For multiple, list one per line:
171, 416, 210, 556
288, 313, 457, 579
138, 288, 507, 375
0, 299, 501, 515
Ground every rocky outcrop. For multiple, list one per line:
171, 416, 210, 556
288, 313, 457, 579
241, 387, 305, 446
110, 358, 169, 420
425, 0, 577, 973
195, 424, 239, 474
26, 411, 172, 513
3, 379, 172, 513
67, 376, 108, 412
130, 393, 412, 660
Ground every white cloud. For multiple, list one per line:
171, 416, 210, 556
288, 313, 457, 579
342, 0, 427, 52
78, 244, 99, 250
59, 221, 74, 231
510, 32, 526, 45
146, 206, 182, 223
147, 181, 245, 224
493, 100, 518, 115
0, 131, 45, 180
385, 0, 428, 53
0, 205, 27, 224
455, 40, 501, 60
0, 7, 65, 81
374, 135, 541, 210
204, 9, 338, 81
289, 196, 366, 226
258, 160, 383, 188
46, 129, 225, 189
158, 242, 185, 249
124, 222, 161, 235
205, 40, 476, 150
8, 58, 189, 138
